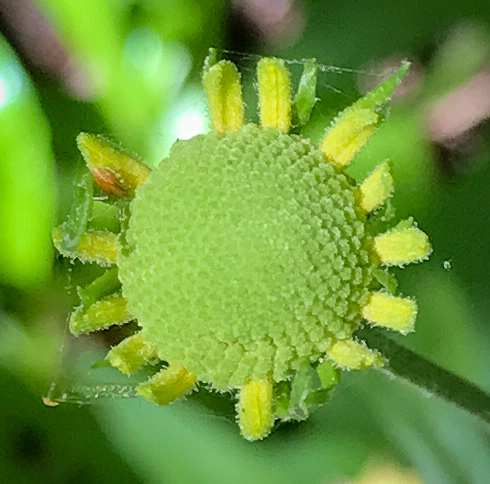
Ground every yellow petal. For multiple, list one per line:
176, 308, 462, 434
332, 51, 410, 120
374, 222, 431, 266
70, 293, 131, 335
362, 291, 417, 333
106, 332, 158, 375
77, 133, 150, 196
137, 365, 196, 405
327, 339, 384, 369
257, 57, 292, 133
359, 161, 394, 212
238, 380, 274, 441
52, 227, 120, 265
320, 108, 378, 168
203, 59, 245, 135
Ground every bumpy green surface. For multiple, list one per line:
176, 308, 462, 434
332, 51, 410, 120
119, 124, 374, 389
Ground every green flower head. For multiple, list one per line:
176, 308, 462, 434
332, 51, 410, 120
53, 50, 431, 441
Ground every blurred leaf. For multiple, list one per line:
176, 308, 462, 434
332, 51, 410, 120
97, 398, 295, 484
0, 314, 60, 388
401, 267, 489, 386
0, 358, 143, 483
35, 0, 196, 157
0, 36, 55, 287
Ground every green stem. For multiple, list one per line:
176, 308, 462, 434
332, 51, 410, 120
357, 328, 490, 426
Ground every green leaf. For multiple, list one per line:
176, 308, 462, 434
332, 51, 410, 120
354, 61, 410, 113
288, 362, 324, 421
292, 58, 318, 127
59, 169, 93, 252
393, 216, 415, 231
90, 357, 113, 370
372, 267, 398, 293
316, 359, 340, 389
88, 200, 121, 233
304, 388, 331, 408
273, 381, 291, 419
78, 266, 121, 312
203, 47, 219, 75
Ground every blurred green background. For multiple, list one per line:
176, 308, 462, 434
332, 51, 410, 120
1, 1, 490, 483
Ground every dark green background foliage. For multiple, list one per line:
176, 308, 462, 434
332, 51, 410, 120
1, 1, 489, 483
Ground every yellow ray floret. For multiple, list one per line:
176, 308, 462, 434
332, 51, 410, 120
106, 332, 158, 375
374, 221, 431, 266
362, 291, 417, 333
203, 60, 245, 135
327, 339, 384, 370
238, 380, 274, 441
77, 133, 150, 197
359, 161, 394, 213
320, 108, 378, 168
52, 228, 119, 265
137, 364, 197, 405
257, 57, 292, 133
320, 62, 409, 169
70, 293, 131, 335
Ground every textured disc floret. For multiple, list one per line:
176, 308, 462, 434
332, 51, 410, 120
53, 52, 431, 441
118, 124, 374, 388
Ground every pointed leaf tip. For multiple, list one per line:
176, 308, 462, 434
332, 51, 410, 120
203, 47, 219, 74
355, 60, 411, 111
